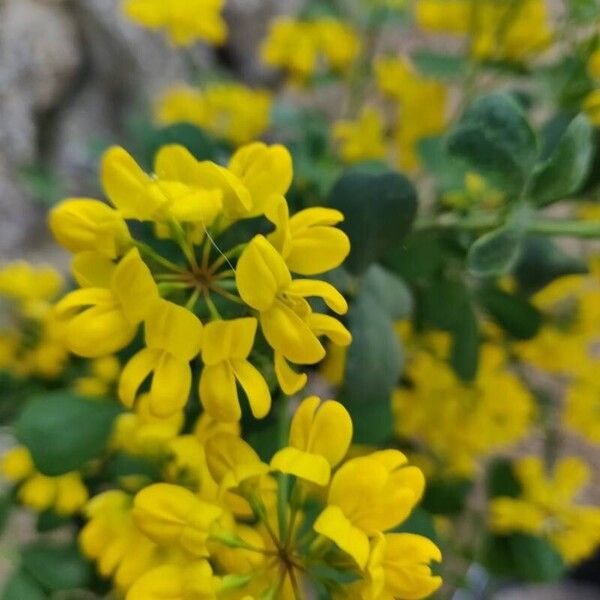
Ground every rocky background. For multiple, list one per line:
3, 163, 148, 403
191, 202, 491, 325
0, 0, 301, 264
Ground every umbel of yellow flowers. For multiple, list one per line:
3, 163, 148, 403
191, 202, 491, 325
80, 396, 442, 599
49, 141, 351, 421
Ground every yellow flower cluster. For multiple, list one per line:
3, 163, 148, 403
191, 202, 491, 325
1, 446, 88, 515
0, 261, 68, 379
49, 141, 351, 421
261, 17, 361, 84
393, 327, 534, 477
416, 0, 552, 62
122, 0, 227, 46
514, 262, 600, 443
81, 397, 442, 599
374, 57, 448, 172
155, 84, 273, 146
490, 456, 600, 564
333, 107, 387, 164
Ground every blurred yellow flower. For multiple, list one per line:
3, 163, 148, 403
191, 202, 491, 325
333, 107, 388, 164
123, 0, 227, 46
155, 84, 272, 146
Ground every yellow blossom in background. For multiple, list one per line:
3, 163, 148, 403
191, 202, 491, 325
333, 107, 387, 163
261, 16, 360, 83
155, 84, 272, 146
416, 0, 552, 62
375, 56, 447, 171
0, 261, 63, 305
490, 456, 600, 564
123, 0, 227, 46
1, 446, 88, 515
393, 333, 534, 477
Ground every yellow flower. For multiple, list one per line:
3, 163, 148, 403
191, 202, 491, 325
333, 107, 387, 164
266, 195, 350, 276
374, 57, 447, 172
133, 483, 222, 557
271, 396, 352, 486
54, 248, 159, 357
119, 299, 203, 417
261, 17, 360, 83
236, 235, 349, 365
1, 446, 34, 482
199, 318, 271, 422
80, 490, 163, 591
112, 394, 184, 458
75, 354, 121, 397
357, 532, 442, 600
155, 84, 272, 146
490, 456, 600, 564
0, 261, 63, 304
126, 560, 219, 600
49, 198, 131, 258
416, 0, 552, 62
205, 432, 270, 495
123, 0, 227, 46
102, 145, 223, 225
314, 451, 425, 568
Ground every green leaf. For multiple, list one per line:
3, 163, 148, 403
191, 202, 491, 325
22, 542, 93, 592
468, 226, 524, 277
446, 94, 537, 195
341, 278, 404, 443
0, 492, 11, 536
412, 51, 468, 79
422, 478, 473, 515
487, 459, 522, 498
529, 115, 594, 206
15, 391, 122, 476
36, 510, 70, 533
361, 265, 413, 320
421, 279, 480, 380
568, 0, 600, 22
383, 231, 446, 283
510, 534, 565, 582
515, 237, 587, 292
417, 136, 467, 191
1, 570, 46, 600
478, 286, 542, 340
395, 507, 438, 542
328, 169, 418, 274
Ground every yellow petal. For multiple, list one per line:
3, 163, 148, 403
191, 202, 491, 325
270, 446, 331, 486
274, 352, 307, 395
308, 313, 352, 346
231, 358, 271, 419
132, 483, 222, 557
289, 207, 345, 230
286, 279, 348, 314
119, 348, 160, 409
196, 161, 253, 219
148, 353, 193, 418
199, 362, 241, 422
260, 302, 325, 364
265, 194, 292, 256
314, 505, 370, 568
49, 198, 130, 258
65, 302, 138, 357
111, 248, 160, 324
236, 235, 291, 311
101, 146, 166, 220
201, 318, 257, 365
303, 399, 352, 467
229, 143, 293, 216
71, 252, 116, 288
205, 432, 269, 491
145, 299, 203, 360
286, 227, 350, 275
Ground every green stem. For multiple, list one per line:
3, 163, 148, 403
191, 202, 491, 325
528, 219, 600, 238
277, 395, 291, 544
133, 241, 186, 273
